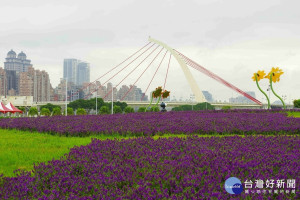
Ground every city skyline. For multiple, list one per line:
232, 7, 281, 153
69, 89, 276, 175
0, 0, 299, 103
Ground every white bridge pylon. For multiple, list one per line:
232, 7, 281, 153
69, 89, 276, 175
148, 37, 207, 103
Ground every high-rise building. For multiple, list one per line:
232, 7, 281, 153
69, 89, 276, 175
0, 68, 6, 96
77, 62, 90, 86
63, 59, 78, 84
4, 50, 33, 94
202, 91, 213, 102
63, 59, 90, 86
6, 70, 18, 94
19, 67, 52, 102
1, 50, 52, 101
4, 50, 32, 72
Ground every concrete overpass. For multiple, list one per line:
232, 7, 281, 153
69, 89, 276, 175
29, 101, 266, 110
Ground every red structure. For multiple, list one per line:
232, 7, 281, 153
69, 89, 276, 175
5, 102, 23, 113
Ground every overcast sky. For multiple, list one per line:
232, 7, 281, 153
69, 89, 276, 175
0, 0, 299, 103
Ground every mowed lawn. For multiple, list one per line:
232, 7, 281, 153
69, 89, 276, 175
0, 130, 242, 177
288, 111, 300, 118
0, 129, 128, 177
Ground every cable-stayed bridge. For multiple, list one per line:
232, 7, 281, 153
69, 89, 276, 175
16, 37, 264, 108
66, 37, 262, 105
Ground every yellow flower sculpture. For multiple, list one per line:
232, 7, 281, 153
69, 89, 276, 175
265, 67, 284, 83
152, 87, 163, 98
252, 70, 266, 82
162, 90, 170, 99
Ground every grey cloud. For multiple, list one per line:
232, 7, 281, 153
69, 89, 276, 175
1, 29, 115, 48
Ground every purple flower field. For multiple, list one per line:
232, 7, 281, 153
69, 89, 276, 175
0, 136, 299, 199
0, 110, 299, 136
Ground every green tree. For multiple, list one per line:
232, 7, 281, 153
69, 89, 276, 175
28, 107, 38, 116
52, 107, 62, 116
40, 108, 51, 116
114, 101, 128, 111
194, 102, 215, 110
68, 99, 86, 111
171, 102, 215, 111
107, 101, 128, 112
76, 108, 87, 115
63, 107, 74, 115
294, 99, 300, 108
100, 106, 110, 114
124, 106, 134, 113
172, 106, 183, 111
113, 105, 122, 114
40, 103, 60, 112
137, 107, 146, 112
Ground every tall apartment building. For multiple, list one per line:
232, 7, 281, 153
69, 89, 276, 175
4, 50, 32, 72
0, 68, 6, 96
19, 67, 51, 102
2, 50, 52, 101
77, 62, 90, 86
63, 59, 90, 86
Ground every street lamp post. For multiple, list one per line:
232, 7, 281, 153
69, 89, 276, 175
96, 88, 97, 115
111, 85, 114, 114
65, 78, 68, 116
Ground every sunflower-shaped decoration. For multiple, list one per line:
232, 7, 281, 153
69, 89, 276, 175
152, 87, 163, 98
146, 86, 171, 112
162, 90, 170, 99
252, 69, 270, 109
265, 67, 284, 83
252, 70, 266, 82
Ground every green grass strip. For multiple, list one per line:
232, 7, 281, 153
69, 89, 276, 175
0, 129, 130, 177
287, 111, 300, 118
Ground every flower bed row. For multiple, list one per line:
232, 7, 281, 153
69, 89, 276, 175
1, 136, 299, 199
0, 110, 299, 136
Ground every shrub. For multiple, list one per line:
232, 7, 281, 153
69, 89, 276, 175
52, 107, 62, 116
76, 108, 87, 115
100, 106, 110, 114
124, 106, 135, 114
150, 106, 160, 112
28, 107, 38, 116
137, 107, 146, 112
40, 108, 51, 116
113, 106, 122, 114
221, 106, 231, 110
40, 103, 61, 112
293, 99, 300, 108
63, 107, 74, 116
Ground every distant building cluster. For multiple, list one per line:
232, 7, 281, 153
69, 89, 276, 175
54, 80, 148, 102
51, 58, 149, 102
1, 52, 153, 103
1, 50, 53, 102
229, 91, 256, 104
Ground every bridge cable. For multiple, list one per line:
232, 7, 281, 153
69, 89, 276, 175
67, 41, 152, 100
102, 44, 161, 100
140, 50, 168, 101
120, 47, 165, 101
180, 52, 261, 105
175, 50, 262, 105
83, 43, 156, 99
